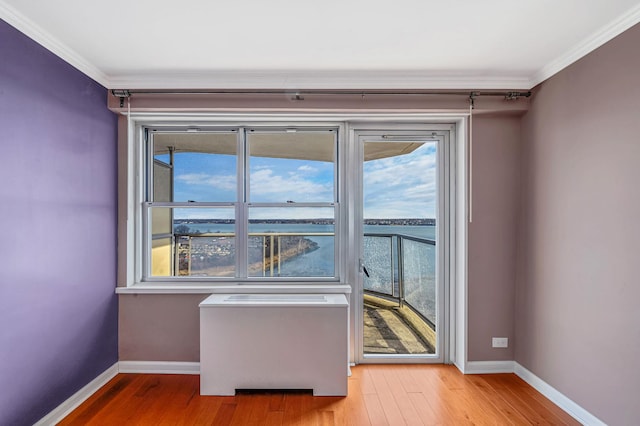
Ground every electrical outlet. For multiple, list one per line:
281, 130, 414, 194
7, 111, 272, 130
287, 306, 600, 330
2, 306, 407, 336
492, 337, 508, 348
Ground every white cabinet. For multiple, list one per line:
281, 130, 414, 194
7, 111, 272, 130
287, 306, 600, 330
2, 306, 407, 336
199, 294, 349, 396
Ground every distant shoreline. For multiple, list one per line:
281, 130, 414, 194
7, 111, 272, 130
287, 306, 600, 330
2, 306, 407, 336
175, 218, 436, 226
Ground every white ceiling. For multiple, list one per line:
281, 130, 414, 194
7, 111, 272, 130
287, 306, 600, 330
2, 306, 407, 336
2, 0, 640, 90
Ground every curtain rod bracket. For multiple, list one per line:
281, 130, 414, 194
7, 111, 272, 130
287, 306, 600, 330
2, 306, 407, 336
504, 91, 530, 101
469, 92, 478, 109
111, 89, 131, 108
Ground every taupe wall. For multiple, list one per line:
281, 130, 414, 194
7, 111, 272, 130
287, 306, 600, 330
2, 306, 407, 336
468, 115, 521, 361
517, 24, 640, 425
120, 294, 207, 361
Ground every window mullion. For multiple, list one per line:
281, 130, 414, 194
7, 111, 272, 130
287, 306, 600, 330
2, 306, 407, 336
237, 127, 248, 278
142, 201, 151, 280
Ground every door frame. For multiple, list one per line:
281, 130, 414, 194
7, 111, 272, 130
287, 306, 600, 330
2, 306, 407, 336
349, 123, 453, 364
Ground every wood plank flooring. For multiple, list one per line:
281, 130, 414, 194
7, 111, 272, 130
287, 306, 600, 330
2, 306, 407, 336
59, 365, 580, 425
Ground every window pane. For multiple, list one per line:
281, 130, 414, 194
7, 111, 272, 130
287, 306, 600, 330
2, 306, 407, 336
362, 139, 438, 355
149, 207, 235, 277
248, 207, 335, 278
402, 239, 436, 325
363, 235, 394, 295
153, 132, 237, 202
248, 131, 335, 203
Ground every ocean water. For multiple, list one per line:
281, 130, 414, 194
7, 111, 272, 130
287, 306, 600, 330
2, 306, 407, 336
178, 222, 437, 322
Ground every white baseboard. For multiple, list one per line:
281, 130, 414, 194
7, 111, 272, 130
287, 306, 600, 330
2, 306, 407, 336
514, 363, 606, 426
458, 360, 605, 425
453, 360, 466, 374
118, 361, 200, 375
34, 363, 119, 426
464, 360, 516, 374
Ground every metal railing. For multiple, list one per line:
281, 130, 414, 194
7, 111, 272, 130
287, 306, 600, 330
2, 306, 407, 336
363, 233, 436, 327
173, 232, 235, 277
172, 232, 333, 277
159, 230, 435, 325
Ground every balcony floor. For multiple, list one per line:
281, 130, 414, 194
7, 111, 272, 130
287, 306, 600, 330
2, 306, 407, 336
364, 302, 434, 355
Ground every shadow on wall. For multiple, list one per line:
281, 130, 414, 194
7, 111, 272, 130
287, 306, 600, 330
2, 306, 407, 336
2, 296, 118, 426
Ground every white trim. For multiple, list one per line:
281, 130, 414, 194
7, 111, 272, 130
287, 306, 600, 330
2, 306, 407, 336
456, 360, 606, 425
352, 126, 452, 365
34, 363, 118, 426
514, 363, 607, 426
0, 1, 109, 87
125, 113, 471, 124
464, 360, 515, 374
531, 3, 640, 87
116, 284, 352, 294
453, 117, 468, 372
118, 361, 200, 375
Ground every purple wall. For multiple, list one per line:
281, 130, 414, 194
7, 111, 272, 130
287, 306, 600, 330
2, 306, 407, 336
517, 23, 640, 425
0, 20, 117, 426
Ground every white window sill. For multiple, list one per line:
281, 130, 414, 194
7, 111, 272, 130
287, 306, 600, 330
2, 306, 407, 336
115, 283, 352, 295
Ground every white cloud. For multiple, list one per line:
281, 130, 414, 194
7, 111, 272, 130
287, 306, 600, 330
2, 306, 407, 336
176, 173, 236, 191
297, 165, 318, 173
250, 168, 333, 202
363, 147, 437, 218
173, 208, 235, 220
404, 182, 436, 200
249, 207, 335, 221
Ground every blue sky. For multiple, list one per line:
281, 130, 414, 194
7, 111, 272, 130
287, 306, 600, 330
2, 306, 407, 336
363, 142, 437, 219
158, 141, 436, 219
249, 156, 334, 203
157, 152, 237, 202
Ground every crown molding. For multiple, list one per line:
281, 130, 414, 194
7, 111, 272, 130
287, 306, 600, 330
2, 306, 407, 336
107, 70, 533, 91
0, 1, 109, 87
530, 3, 640, 88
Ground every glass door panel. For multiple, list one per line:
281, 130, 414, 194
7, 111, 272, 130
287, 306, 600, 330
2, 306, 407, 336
360, 132, 441, 360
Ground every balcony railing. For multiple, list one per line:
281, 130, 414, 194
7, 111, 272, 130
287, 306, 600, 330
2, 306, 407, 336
159, 230, 436, 327
171, 232, 334, 277
363, 233, 436, 328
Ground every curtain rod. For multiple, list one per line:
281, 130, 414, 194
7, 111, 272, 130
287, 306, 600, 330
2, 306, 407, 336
111, 89, 531, 107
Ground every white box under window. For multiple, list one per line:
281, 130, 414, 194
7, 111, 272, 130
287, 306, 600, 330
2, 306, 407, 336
199, 293, 349, 396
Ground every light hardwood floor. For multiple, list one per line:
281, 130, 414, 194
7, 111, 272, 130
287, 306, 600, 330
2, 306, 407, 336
59, 364, 580, 425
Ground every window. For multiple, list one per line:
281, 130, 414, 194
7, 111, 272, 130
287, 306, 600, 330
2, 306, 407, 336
144, 127, 339, 281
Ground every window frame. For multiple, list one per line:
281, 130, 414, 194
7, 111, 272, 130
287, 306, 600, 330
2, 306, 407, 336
140, 124, 343, 284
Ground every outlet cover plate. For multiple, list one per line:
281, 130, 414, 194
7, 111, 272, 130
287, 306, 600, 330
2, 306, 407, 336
492, 337, 508, 348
